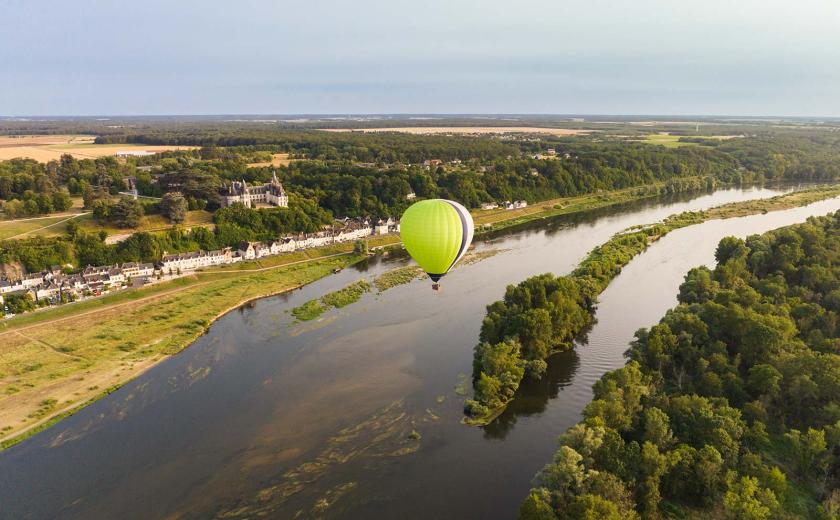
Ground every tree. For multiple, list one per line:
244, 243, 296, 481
569, 495, 625, 520
642, 407, 674, 449
160, 192, 188, 224
51, 190, 73, 212
715, 236, 748, 264
784, 428, 827, 477
519, 490, 558, 520
723, 475, 779, 520
65, 219, 79, 239
111, 198, 144, 228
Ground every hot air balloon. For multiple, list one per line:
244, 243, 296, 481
400, 199, 474, 290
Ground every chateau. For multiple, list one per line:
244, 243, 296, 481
220, 172, 289, 208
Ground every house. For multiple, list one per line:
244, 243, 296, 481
0, 279, 15, 294
480, 202, 499, 210
84, 274, 106, 287
406, 192, 417, 200
238, 242, 257, 260
423, 159, 443, 169
547, 148, 556, 156
83, 265, 110, 280
36, 282, 61, 301
107, 268, 125, 286
505, 200, 528, 210
267, 241, 283, 255
116, 150, 155, 157
220, 171, 288, 208
160, 249, 233, 272
21, 272, 45, 288
279, 237, 297, 252
120, 262, 155, 279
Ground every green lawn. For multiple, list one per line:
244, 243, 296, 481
0, 214, 84, 240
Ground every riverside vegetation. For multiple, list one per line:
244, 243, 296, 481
291, 279, 371, 321
521, 211, 840, 520
464, 184, 840, 424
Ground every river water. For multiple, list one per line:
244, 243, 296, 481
2, 186, 839, 520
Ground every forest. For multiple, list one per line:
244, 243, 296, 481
5, 127, 840, 276
5, 129, 840, 221
520, 213, 840, 519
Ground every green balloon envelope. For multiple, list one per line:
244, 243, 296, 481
400, 199, 475, 282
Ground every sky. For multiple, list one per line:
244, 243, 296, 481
2, 0, 840, 116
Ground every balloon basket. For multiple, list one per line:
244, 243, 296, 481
432, 283, 441, 291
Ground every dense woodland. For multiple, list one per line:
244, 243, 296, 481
4, 127, 840, 274
520, 213, 840, 519
4, 129, 840, 220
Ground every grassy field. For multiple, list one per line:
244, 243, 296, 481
79, 210, 214, 237
0, 251, 360, 449
641, 133, 739, 148
0, 213, 85, 240
0, 209, 214, 241
246, 153, 293, 168
0, 135, 196, 162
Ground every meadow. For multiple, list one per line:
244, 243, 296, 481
0, 135, 195, 162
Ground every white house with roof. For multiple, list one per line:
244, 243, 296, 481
160, 249, 234, 272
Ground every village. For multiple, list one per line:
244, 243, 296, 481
0, 217, 399, 317
0, 167, 532, 318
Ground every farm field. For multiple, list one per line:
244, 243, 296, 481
641, 133, 740, 148
0, 135, 196, 162
320, 126, 590, 135
246, 153, 293, 168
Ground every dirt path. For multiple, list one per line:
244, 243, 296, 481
1, 211, 83, 223
5, 212, 90, 239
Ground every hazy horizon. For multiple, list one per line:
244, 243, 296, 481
3, 0, 839, 117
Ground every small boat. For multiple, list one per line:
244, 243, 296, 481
332, 267, 342, 274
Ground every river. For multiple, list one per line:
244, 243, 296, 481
1, 185, 839, 520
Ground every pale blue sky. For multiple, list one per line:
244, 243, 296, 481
2, 0, 839, 116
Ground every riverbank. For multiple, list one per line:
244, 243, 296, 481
471, 176, 723, 233
0, 183, 824, 450
465, 183, 840, 425
0, 248, 365, 449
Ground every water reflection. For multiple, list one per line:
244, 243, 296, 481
484, 349, 580, 440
